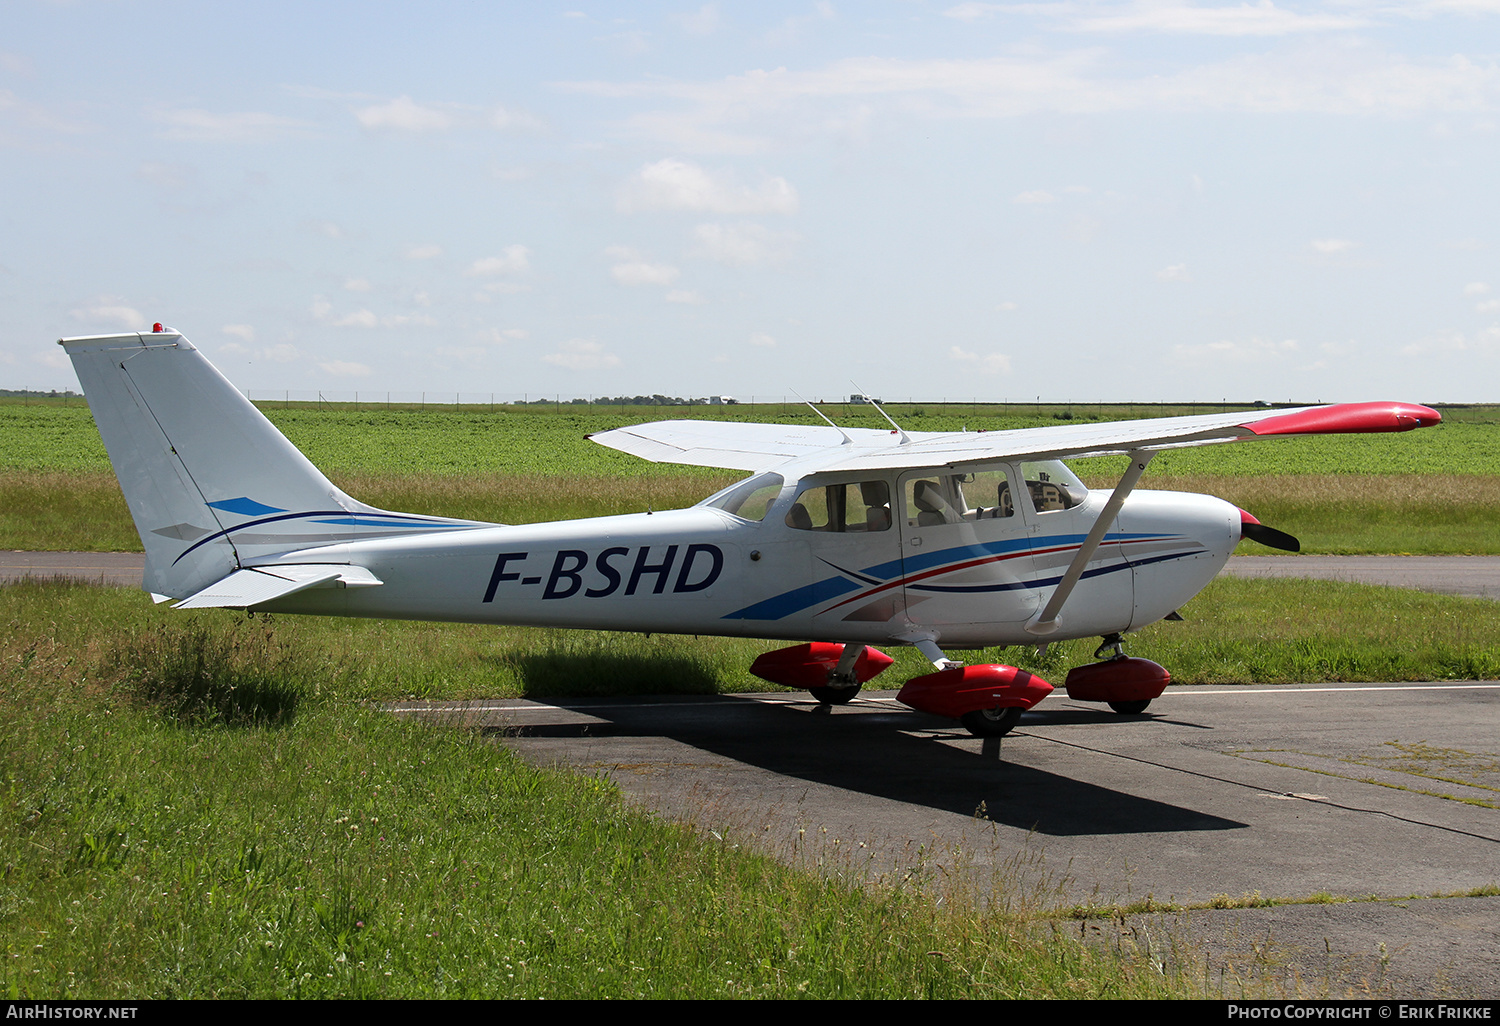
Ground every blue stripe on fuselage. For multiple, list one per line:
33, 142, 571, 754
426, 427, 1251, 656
721, 532, 1193, 621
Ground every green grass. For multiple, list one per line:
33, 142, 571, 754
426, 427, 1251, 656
1, 398, 1497, 553
5, 398, 1497, 477
7, 576, 1496, 705
1, 582, 1186, 999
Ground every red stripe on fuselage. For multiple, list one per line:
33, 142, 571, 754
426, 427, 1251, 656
815, 535, 1180, 616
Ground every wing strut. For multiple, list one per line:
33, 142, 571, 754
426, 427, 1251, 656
1025, 450, 1155, 637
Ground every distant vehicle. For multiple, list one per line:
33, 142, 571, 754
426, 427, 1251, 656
62, 327, 1440, 737
849, 394, 883, 405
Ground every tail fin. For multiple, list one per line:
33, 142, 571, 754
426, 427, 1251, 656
61, 329, 484, 599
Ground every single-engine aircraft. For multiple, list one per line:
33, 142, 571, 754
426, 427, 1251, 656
61, 327, 1442, 737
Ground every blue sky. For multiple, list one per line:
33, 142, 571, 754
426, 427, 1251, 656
5, 1, 1499, 402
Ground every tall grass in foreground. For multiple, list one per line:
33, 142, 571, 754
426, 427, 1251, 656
1, 585, 1184, 999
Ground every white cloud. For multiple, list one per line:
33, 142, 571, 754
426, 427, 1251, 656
606, 247, 680, 286
564, 47, 1500, 155
543, 339, 621, 370
1463, 281, 1491, 295
617, 159, 798, 214
473, 281, 532, 301
333, 309, 379, 328
949, 346, 1011, 374
749, 332, 777, 348
673, 4, 722, 35
468, 246, 531, 276
489, 105, 543, 131
307, 219, 344, 239
1173, 336, 1301, 364
1478, 299, 1500, 312
693, 222, 797, 266
943, 3, 1003, 22
69, 299, 146, 331
996, 301, 1018, 311
319, 360, 373, 377
1311, 238, 1357, 253
1401, 325, 1500, 356
1013, 190, 1055, 204
344, 278, 373, 292
222, 324, 255, 342
407, 244, 444, 260
475, 327, 528, 344
381, 313, 438, 328
666, 290, 706, 304
151, 108, 312, 142
949, 1, 1371, 35
355, 96, 454, 132
1066, 1, 1370, 37
1157, 263, 1191, 281
311, 298, 390, 328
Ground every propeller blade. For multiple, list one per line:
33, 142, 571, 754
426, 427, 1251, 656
1238, 508, 1301, 552
1241, 522, 1301, 552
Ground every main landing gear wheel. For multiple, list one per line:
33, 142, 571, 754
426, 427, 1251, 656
810, 684, 862, 705
960, 706, 1023, 738
1108, 700, 1151, 715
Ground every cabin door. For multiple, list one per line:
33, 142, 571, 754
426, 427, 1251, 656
895, 466, 1039, 630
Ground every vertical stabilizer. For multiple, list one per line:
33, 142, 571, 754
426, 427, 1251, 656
61, 330, 484, 599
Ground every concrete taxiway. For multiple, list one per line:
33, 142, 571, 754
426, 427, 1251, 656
393, 683, 1500, 996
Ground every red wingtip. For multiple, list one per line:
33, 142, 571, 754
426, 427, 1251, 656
1242, 401, 1442, 436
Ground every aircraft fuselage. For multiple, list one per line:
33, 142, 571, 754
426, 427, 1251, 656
257, 483, 1239, 648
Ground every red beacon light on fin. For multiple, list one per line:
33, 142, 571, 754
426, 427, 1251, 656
152, 323, 163, 333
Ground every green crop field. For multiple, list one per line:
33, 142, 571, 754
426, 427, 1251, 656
2, 398, 1497, 553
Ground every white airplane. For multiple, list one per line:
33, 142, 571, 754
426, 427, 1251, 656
61, 327, 1441, 737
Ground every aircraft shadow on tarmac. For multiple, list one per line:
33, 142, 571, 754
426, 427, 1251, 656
486, 694, 1247, 838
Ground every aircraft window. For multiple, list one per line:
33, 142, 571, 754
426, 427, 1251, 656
955, 469, 1014, 521
906, 471, 1016, 526
1019, 460, 1088, 513
703, 473, 784, 522
784, 480, 892, 532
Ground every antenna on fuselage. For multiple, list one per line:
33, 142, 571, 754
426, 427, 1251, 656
791, 388, 853, 445
851, 380, 910, 444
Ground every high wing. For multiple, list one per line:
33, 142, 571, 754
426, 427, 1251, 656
589, 402, 1441, 473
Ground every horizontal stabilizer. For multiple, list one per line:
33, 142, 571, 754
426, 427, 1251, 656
174, 564, 383, 610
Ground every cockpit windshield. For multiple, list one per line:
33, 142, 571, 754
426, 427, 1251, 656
1019, 460, 1088, 512
701, 472, 784, 522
